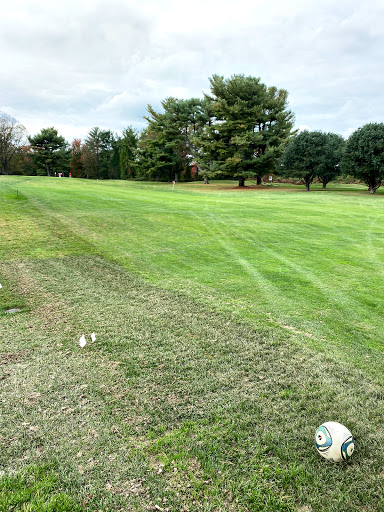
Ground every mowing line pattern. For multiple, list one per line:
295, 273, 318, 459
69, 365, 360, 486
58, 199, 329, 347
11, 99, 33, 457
1, 255, 383, 511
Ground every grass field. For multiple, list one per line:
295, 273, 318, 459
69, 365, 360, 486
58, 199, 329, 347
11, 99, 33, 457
1, 176, 383, 511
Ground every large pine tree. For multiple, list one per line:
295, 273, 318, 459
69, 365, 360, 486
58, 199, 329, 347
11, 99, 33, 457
83, 127, 119, 179
139, 99, 188, 182
28, 127, 69, 177
201, 74, 295, 186
119, 127, 139, 179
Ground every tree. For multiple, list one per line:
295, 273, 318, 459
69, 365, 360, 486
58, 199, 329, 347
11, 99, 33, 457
190, 99, 219, 184
0, 112, 27, 175
9, 145, 34, 175
160, 97, 213, 183
201, 74, 295, 187
82, 127, 104, 179
341, 123, 384, 194
70, 139, 84, 178
29, 127, 69, 176
139, 100, 188, 182
82, 127, 119, 179
281, 130, 337, 191
98, 131, 120, 179
317, 133, 344, 188
139, 97, 215, 183
119, 127, 139, 179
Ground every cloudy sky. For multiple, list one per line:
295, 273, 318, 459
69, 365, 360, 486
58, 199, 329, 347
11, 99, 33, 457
1, 0, 384, 142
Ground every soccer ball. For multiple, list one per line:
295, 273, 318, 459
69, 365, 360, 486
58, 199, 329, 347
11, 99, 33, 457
315, 422, 354, 462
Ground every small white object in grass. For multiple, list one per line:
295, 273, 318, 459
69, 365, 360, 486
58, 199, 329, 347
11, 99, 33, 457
79, 335, 86, 348
315, 422, 354, 462
0, 283, 2, 289
91, 332, 96, 343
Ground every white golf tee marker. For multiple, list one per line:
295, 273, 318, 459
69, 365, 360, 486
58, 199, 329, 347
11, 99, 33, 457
91, 332, 96, 343
79, 335, 86, 348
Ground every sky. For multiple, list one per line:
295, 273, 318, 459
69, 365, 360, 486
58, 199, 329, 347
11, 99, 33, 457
1, 0, 384, 142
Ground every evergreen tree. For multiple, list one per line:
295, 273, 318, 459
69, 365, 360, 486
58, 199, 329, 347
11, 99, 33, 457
82, 127, 104, 179
99, 130, 119, 179
119, 127, 139, 179
201, 74, 295, 186
29, 127, 69, 176
83, 127, 119, 179
139, 97, 214, 183
164, 97, 213, 183
139, 100, 188, 182
70, 139, 84, 178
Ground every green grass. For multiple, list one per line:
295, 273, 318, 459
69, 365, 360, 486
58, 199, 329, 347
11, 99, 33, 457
0, 464, 84, 511
0, 176, 383, 511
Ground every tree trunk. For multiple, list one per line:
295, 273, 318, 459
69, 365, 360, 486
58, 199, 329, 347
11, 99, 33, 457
322, 182, 327, 189
203, 176, 209, 184
45, 163, 51, 177
256, 175, 262, 185
1, 159, 9, 175
305, 182, 310, 191
369, 186, 377, 194
239, 176, 245, 187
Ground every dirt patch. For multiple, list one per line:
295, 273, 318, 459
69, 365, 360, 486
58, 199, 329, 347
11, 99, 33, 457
0, 261, 74, 334
104, 478, 150, 499
0, 350, 29, 365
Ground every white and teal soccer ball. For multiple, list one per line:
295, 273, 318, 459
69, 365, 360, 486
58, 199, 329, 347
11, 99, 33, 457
315, 422, 354, 462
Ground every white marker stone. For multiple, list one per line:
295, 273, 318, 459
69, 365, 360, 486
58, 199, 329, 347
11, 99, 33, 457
91, 332, 96, 343
79, 335, 86, 348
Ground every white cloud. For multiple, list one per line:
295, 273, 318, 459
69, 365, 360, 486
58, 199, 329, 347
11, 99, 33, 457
1, 0, 384, 141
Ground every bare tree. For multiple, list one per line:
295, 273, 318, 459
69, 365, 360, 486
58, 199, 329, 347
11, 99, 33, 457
0, 112, 27, 175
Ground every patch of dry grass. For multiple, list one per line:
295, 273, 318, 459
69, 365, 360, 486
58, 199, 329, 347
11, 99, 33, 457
1, 255, 383, 511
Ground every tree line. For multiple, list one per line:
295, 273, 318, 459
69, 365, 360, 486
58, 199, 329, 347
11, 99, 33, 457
1, 74, 384, 193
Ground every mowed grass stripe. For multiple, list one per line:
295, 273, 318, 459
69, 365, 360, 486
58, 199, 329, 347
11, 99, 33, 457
1, 255, 383, 511
2, 176, 383, 383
